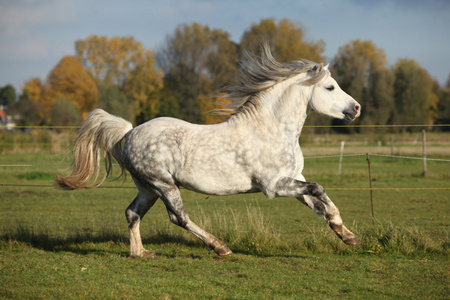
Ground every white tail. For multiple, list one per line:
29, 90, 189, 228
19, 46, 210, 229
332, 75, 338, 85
55, 109, 133, 190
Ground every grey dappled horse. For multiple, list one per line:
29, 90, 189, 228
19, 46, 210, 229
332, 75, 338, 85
56, 45, 361, 257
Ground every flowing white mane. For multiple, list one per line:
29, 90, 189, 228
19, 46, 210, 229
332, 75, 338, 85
219, 44, 328, 117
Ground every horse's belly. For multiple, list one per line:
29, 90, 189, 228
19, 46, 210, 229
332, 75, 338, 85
176, 171, 257, 196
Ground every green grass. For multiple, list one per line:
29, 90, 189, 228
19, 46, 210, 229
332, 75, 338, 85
1, 150, 449, 299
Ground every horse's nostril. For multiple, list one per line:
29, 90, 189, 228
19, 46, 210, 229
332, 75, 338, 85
355, 104, 360, 112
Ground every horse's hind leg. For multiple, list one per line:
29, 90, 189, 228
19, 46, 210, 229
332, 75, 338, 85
155, 181, 232, 256
126, 189, 159, 258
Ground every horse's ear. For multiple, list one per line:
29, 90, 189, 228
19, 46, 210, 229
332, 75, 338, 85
324, 64, 329, 71
310, 63, 323, 75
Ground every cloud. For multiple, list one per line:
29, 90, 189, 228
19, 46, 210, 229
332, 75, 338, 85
0, 0, 77, 37
18, 39, 50, 59
0, 38, 50, 61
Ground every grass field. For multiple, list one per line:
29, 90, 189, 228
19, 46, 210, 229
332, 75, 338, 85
1, 135, 449, 299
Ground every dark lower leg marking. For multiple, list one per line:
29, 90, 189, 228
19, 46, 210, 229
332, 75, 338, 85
126, 191, 159, 258
328, 223, 361, 245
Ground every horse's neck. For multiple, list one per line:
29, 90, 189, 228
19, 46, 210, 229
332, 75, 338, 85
227, 75, 311, 140
258, 78, 311, 137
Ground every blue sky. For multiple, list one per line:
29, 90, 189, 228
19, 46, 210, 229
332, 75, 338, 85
1, 0, 449, 92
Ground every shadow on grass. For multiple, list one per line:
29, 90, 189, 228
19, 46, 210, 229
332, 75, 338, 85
1, 224, 316, 259
2, 220, 447, 258
0, 224, 206, 257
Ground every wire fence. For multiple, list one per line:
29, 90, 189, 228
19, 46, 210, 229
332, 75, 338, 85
1, 153, 450, 167
1, 124, 449, 191
1, 153, 449, 190
1, 124, 450, 129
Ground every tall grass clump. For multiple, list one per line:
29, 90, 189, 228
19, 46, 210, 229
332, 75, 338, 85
292, 221, 449, 256
358, 221, 449, 256
143, 204, 449, 257
189, 200, 288, 255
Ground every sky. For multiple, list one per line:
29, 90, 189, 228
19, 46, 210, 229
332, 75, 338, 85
1, 0, 449, 93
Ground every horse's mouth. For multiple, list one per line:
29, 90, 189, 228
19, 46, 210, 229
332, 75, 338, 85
344, 112, 357, 121
343, 103, 361, 121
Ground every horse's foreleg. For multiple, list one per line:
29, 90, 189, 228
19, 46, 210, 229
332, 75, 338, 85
159, 185, 232, 256
125, 190, 159, 258
275, 177, 360, 245
297, 195, 360, 245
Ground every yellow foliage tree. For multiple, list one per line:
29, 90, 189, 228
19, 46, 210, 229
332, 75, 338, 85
22, 77, 44, 105
75, 36, 163, 121
22, 77, 53, 120
47, 56, 98, 116
240, 18, 325, 63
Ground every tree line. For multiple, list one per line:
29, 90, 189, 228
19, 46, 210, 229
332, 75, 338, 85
1, 18, 449, 131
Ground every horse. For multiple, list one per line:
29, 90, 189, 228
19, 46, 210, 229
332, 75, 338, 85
55, 45, 361, 257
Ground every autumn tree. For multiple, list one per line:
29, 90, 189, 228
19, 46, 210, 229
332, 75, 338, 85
332, 40, 395, 131
22, 77, 52, 122
392, 58, 437, 129
240, 18, 325, 63
0, 84, 16, 107
156, 23, 238, 123
75, 36, 163, 123
47, 56, 98, 117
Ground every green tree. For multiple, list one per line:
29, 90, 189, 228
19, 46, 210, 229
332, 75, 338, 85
436, 87, 450, 129
332, 40, 395, 132
97, 84, 134, 122
155, 88, 182, 119
392, 58, 436, 129
0, 84, 16, 107
157, 23, 238, 123
13, 91, 41, 126
47, 98, 82, 128
240, 18, 325, 63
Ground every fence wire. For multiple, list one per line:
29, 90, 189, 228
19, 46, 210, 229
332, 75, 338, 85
2, 153, 450, 167
1, 123, 449, 190
2, 124, 450, 129
1, 152, 449, 190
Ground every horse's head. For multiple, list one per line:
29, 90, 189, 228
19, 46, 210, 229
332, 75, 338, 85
307, 64, 361, 121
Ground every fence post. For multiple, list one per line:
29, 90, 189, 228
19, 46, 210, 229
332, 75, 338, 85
338, 141, 345, 185
366, 153, 375, 227
422, 129, 427, 177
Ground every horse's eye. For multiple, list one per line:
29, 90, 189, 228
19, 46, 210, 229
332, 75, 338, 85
326, 85, 335, 91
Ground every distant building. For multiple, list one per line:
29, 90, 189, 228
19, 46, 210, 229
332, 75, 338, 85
0, 107, 6, 124
0, 106, 16, 131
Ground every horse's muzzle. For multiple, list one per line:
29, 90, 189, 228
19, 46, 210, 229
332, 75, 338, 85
343, 103, 361, 121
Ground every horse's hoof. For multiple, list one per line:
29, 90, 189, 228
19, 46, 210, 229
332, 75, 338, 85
215, 246, 232, 256
344, 237, 361, 246
130, 250, 157, 258
142, 250, 157, 257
